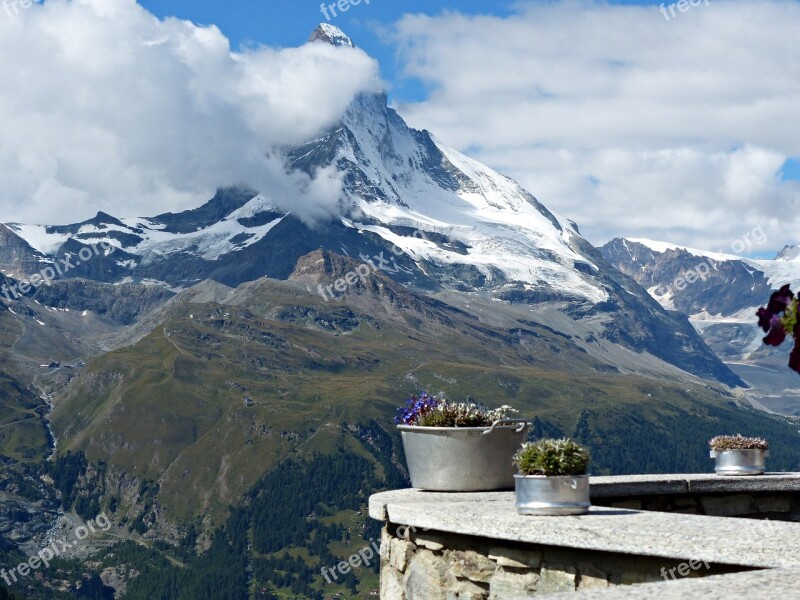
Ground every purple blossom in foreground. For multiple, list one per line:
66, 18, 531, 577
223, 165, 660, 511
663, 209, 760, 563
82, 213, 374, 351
757, 285, 800, 373
394, 392, 438, 425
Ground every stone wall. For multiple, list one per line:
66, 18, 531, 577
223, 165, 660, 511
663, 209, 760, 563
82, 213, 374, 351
378, 524, 742, 599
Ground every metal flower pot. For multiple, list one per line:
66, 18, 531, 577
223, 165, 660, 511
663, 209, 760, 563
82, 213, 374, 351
398, 419, 530, 491
710, 448, 768, 476
514, 474, 591, 516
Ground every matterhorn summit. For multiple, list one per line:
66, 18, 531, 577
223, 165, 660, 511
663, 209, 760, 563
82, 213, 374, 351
308, 23, 355, 47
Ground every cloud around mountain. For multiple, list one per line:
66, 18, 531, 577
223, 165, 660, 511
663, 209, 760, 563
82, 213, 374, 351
390, 0, 800, 253
0, 0, 379, 225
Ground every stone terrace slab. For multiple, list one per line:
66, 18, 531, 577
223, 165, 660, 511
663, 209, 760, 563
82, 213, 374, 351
372, 498, 800, 569
371, 475, 800, 597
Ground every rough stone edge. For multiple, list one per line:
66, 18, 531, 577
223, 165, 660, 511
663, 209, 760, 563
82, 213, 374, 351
590, 481, 688, 498
369, 490, 510, 520
688, 474, 800, 494
538, 568, 800, 599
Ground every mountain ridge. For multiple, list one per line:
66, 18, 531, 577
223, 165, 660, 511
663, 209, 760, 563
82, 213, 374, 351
0, 77, 745, 387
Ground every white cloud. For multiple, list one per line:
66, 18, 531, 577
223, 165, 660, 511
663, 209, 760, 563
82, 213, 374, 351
391, 0, 800, 254
0, 0, 379, 224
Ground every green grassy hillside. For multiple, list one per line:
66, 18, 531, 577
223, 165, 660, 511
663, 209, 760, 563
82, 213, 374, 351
0, 305, 50, 462
51, 257, 800, 533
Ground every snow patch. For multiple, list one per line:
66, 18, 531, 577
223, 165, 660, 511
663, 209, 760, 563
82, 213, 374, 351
4, 223, 70, 255
627, 238, 743, 263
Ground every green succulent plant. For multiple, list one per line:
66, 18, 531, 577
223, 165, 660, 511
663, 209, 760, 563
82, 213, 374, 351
513, 438, 590, 477
709, 434, 769, 451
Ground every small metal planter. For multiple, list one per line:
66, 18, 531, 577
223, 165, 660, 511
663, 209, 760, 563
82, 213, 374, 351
398, 419, 530, 491
514, 474, 591, 516
710, 448, 768, 476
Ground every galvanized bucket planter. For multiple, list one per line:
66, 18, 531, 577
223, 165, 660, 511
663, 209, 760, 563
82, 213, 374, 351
514, 474, 591, 516
398, 419, 530, 491
710, 448, 768, 476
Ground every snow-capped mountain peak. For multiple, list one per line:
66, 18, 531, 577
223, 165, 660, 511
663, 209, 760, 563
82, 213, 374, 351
308, 23, 355, 48
776, 245, 800, 262
284, 89, 608, 304
624, 238, 744, 263
0, 28, 744, 388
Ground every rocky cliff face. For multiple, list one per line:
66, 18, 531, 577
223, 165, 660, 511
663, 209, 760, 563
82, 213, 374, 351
599, 238, 774, 317
0, 224, 49, 278
31, 280, 175, 326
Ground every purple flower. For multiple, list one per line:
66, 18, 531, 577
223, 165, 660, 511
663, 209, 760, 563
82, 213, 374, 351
762, 317, 788, 346
757, 285, 800, 373
756, 283, 794, 346
394, 392, 438, 425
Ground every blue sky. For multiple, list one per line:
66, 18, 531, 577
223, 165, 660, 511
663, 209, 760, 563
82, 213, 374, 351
138, 0, 666, 104
781, 158, 800, 182
136, 0, 519, 103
